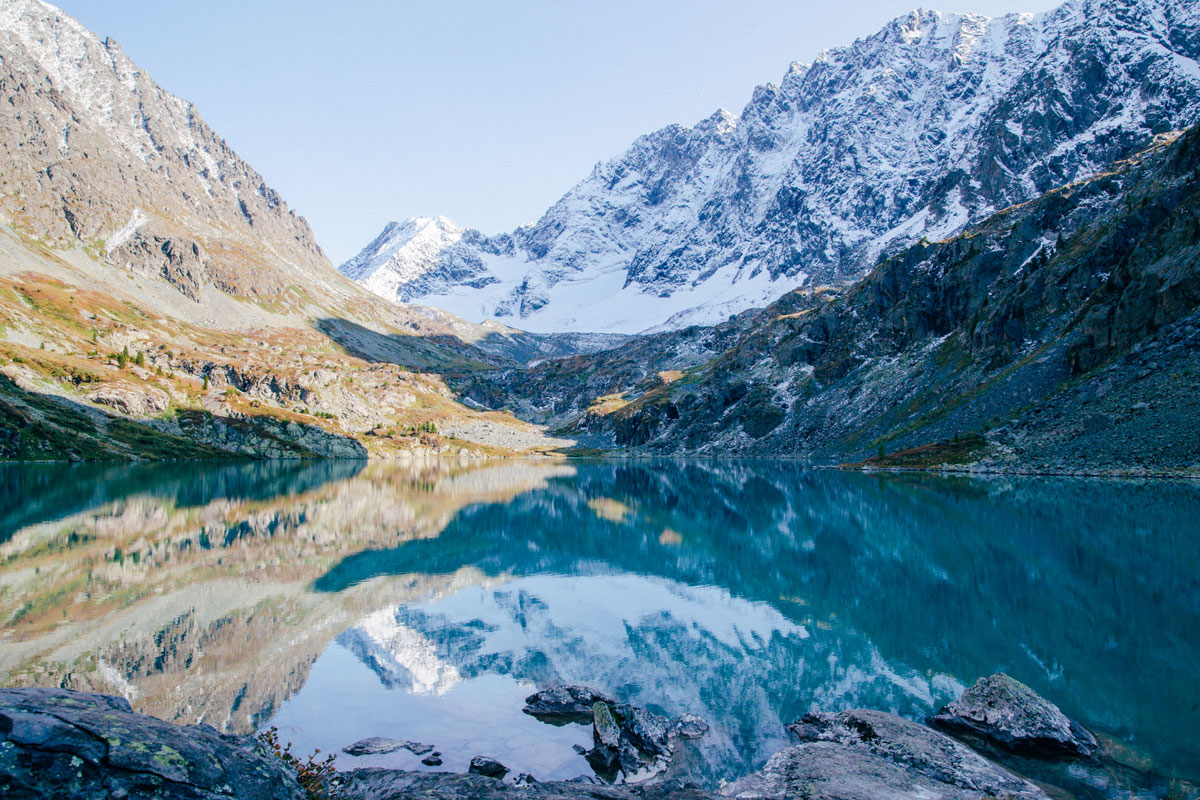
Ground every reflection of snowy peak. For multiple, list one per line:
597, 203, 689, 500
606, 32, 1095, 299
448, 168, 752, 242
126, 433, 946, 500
340, 573, 960, 780
337, 607, 463, 695
342, 0, 1200, 334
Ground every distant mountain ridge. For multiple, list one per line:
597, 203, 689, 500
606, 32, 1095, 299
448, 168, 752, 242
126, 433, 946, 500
342, 0, 1200, 334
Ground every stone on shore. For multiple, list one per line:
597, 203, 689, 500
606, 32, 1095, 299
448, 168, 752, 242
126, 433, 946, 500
931, 673, 1099, 759
523, 685, 616, 721
0, 687, 304, 800
721, 708, 1048, 800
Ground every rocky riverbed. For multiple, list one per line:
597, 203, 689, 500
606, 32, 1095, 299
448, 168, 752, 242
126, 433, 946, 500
2, 675, 1194, 799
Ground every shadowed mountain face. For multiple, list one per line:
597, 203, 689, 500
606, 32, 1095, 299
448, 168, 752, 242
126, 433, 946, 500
1, 460, 1196, 790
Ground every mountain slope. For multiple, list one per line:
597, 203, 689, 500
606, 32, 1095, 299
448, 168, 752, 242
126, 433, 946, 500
344, 0, 1200, 334
457, 125, 1200, 473
0, 0, 576, 460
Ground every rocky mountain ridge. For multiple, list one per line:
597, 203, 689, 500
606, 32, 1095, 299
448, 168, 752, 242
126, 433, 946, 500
455, 124, 1200, 473
343, 0, 1200, 335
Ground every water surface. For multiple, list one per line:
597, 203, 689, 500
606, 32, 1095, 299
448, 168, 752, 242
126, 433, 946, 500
1, 459, 1196, 794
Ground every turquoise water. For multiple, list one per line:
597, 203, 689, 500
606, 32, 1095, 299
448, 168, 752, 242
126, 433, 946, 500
1, 459, 1197, 793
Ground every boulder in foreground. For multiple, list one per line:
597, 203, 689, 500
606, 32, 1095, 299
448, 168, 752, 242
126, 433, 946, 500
931, 673, 1099, 759
722, 708, 1048, 800
0, 687, 303, 800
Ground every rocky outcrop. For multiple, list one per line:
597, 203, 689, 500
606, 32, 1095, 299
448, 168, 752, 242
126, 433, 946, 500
722, 709, 1048, 800
522, 685, 616, 721
931, 673, 1099, 759
0, 688, 304, 800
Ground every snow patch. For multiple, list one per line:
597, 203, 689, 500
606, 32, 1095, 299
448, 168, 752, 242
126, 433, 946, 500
104, 208, 147, 253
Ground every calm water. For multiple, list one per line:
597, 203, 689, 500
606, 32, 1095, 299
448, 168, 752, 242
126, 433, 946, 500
1, 459, 1197, 794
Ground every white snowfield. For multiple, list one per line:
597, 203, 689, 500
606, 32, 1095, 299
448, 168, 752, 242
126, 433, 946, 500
342, 0, 1200, 335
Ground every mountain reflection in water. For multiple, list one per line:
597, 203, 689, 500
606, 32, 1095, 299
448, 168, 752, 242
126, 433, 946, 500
1, 459, 1197, 789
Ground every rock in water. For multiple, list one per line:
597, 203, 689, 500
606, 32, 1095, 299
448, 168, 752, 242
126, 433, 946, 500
469, 756, 510, 778
672, 712, 710, 739
523, 685, 616, 721
722, 708, 1048, 800
585, 700, 673, 779
0, 687, 304, 800
611, 703, 671, 759
421, 754, 443, 767
931, 673, 1099, 759
342, 736, 435, 756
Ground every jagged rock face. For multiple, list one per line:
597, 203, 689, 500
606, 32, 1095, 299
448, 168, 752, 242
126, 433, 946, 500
0, 0, 334, 302
343, 0, 1200, 334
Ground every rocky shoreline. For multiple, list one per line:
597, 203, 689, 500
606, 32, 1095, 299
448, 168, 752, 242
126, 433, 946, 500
4, 674, 1189, 800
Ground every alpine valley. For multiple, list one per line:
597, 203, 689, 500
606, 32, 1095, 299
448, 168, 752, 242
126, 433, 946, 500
0, 0, 1198, 474
4, 4, 1200, 800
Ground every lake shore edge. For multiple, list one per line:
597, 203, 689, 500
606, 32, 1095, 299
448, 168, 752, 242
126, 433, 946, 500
3, 674, 1190, 800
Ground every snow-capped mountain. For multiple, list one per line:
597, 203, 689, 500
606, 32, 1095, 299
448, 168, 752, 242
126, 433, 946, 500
343, 0, 1200, 334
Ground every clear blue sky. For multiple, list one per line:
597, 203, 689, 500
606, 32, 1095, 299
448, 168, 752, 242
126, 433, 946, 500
59, 0, 1063, 264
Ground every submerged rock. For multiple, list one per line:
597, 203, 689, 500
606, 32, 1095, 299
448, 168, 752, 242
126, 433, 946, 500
468, 756, 510, 778
931, 673, 1099, 759
722, 709, 1048, 800
0, 687, 304, 800
523, 685, 616, 721
343, 736, 434, 756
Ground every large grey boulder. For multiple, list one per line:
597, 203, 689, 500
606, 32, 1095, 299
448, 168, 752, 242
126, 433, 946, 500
721, 709, 1047, 800
931, 673, 1099, 759
0, 687, 304, 800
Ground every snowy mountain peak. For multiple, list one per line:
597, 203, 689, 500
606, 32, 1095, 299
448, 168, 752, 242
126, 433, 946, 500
342, 0, 1200, 334
341, 216, 467, 282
